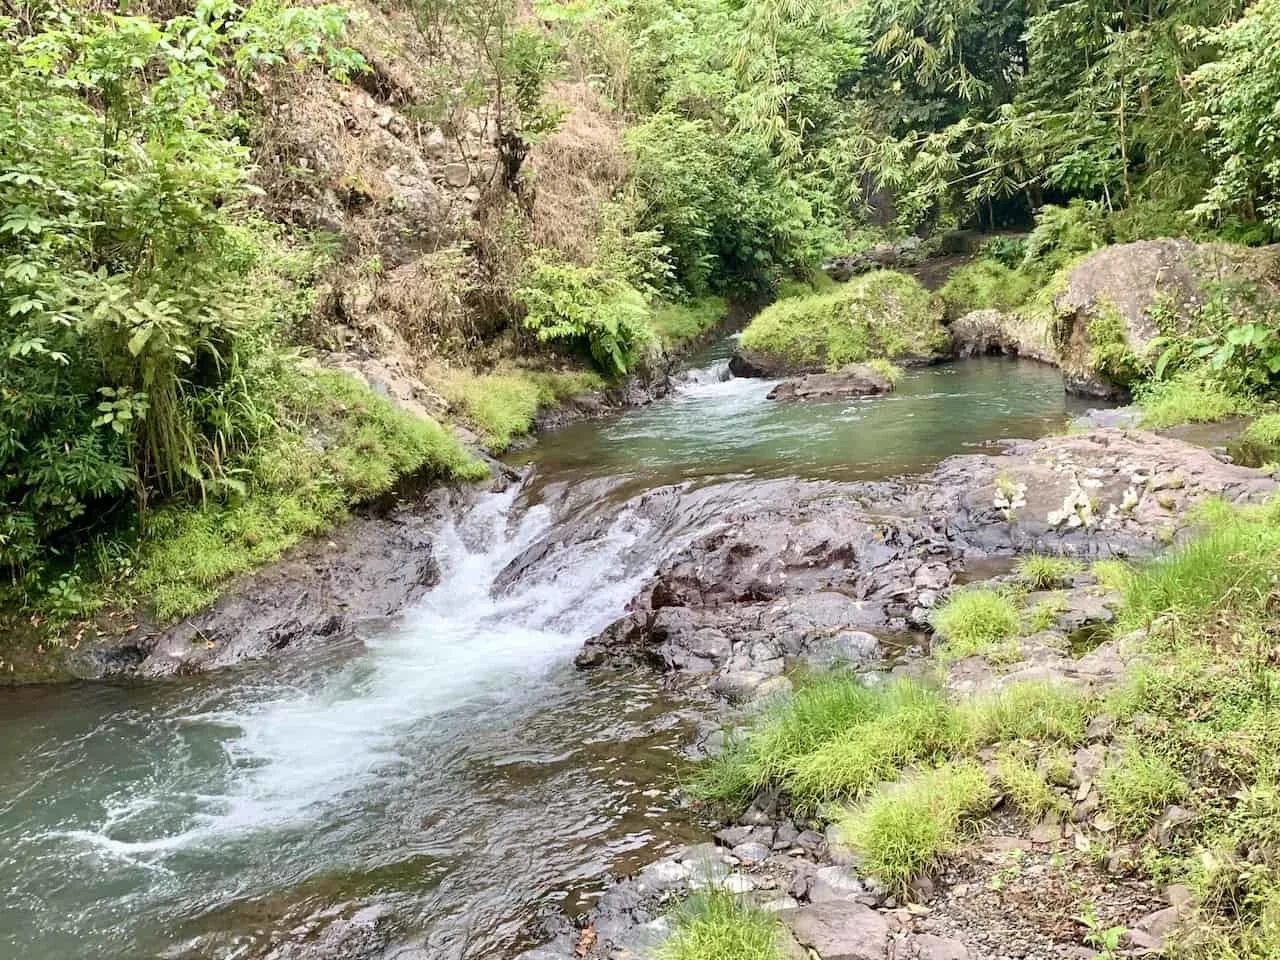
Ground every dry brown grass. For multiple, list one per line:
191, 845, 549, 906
527, 82, 628, 264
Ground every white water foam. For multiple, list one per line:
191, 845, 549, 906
42, 482, 672, 863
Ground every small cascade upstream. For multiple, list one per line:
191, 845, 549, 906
0, 346, 1081, 960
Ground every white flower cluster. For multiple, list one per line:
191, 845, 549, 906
1046, 477, 1101, 529
993, 476, 1027, 518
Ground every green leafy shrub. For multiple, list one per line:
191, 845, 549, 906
836, 762, 992, 895
1022, 202, 1109, 274
738, 271, 945, 370
930, 589, 1020, 660
624, 112, 830, 298
1191, 0, 1280, 231
518, 258, 654, 376
0, 1, 361, 573
939, 261, 1037, 317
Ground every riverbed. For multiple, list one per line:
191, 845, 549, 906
0, 351, 1082, 960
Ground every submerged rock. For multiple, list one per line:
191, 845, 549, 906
767, 364, 895, 401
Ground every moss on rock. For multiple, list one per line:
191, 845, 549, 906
735, 271, 946, 377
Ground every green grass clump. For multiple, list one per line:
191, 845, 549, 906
930, 589, 1020, 661
1244, 413, 1280, 448
689, 672, 887, 805
785, 681, 966, 810
963, 681, 1092, 746
1135, 372, 1255, 429
996, 749, 1065, 819
129, 370, 486, 620
836, 761, 992, 895
444, 368, 604, 451
1016, 555, 1082, 589
1025, 594, 1066, 633
1091, 559, 1133, 592
866, 357, 904, 388
650, 296, 729, 348
1102, 747, 1188, 835
739, 270, 946, 370
1115, 512, 1280, 633
939, 260, 1037, 317
657, 890, 781, 960
689, 676, 965, 812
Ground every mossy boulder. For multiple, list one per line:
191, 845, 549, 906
732, 270, 947, 378
1051, 239, 1280, 398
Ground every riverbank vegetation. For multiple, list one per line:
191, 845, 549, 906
686, 494, 1280, 957
8, 0, 1280, 647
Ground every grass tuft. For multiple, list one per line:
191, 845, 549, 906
1091, 559, 1133, 592
836, 761, 992, 895
1025, 594, 1066, 633
1101, 746, 1188, 836
866, 357, 904, 388
688, 676, 966, 812
1135, 372, 1255, 429
930, 589, 1020, 661
657, 889, 781, 960
1245, 413, 1280, 448
1115, 513, 1280, 634
996, 749, 1065, 819
1016, 555, 1082, 590
962, 681, 1092, 746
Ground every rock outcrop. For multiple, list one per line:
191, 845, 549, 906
1051, 239, 1280, 397
767, 364, 895, 401
576, 429, 1275, 695
947, 308, 1057, 366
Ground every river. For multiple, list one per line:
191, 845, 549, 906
0, 349, 1080, 960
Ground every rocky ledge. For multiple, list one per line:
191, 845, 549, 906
576, 428, 1274, 700
533, 428, 1277, 960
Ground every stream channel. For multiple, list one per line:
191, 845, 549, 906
0, 343, 1084, 959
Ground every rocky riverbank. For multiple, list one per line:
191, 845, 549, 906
520, 426, 1277, 960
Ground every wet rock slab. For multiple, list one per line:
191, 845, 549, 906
577, 428, 1276, 690
767, 364, 895, 402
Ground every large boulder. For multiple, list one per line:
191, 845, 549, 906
783, 901, 892, 960
948, 308, 1057, 366
767, 364, 895, 401
733, 271, 947, 378
1051, 239, 1280, 397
